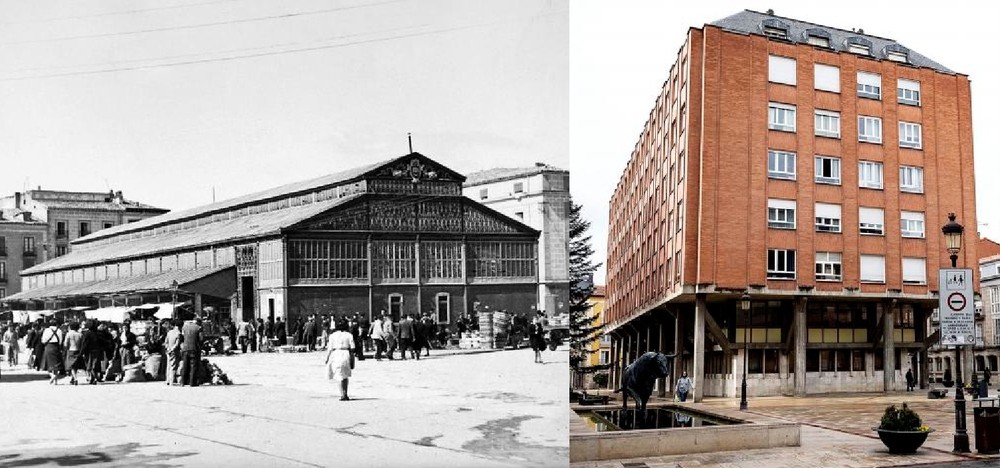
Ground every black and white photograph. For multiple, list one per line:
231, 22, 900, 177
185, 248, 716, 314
0, 1, 569, 467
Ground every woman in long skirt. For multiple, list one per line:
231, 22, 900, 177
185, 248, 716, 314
40, 319, 65, 384
325, 320, 355, 401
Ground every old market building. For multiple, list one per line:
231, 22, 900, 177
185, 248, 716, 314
4, 153, 541, 327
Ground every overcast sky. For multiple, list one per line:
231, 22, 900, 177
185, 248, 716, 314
0, 0, 567, 211
571, 1, 1000, 284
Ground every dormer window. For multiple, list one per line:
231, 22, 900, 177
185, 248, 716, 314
845, 37, 873, 56
804, 28, 831, 48
884, 44, 910, 63
761, 19, 790, 39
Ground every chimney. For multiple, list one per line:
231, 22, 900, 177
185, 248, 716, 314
22, 212, 31, 221
14, 192, 21, 209
115, 190, 124, 203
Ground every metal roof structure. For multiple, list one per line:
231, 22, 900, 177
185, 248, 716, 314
5, 264, 233, 302
22, 194, 361, 275
710, 9, 956, 74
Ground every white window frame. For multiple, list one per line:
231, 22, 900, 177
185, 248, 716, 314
898, 79, 921, 106
807, 35, 830, 48
899, 122, 922, 149
815, 155, 841, 185
901, 211, 926, 238
767, 199, 796, 230
848, 43, 871, 55
814, 64, 840, 93
902, 257, 927, 285
858, 161, 883, 189
860, 254, 886, 283
768, 150, 796, 180
858, 116, 882, 143
815, 252, 842, 282
767, 249, 796, 280
857, 71, 881, 100
435, 292, 450, 324
768, 55, 797, 85
859, 207, 885, 236
887, 51, 908, 63
900, 166, 924, 193
768, 102, 796, 132
814, 110, 841, 138
815, 203, 842, 233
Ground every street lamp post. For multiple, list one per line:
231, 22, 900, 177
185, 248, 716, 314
739, 292, 751, 411
942, 212, 970, 453
170, 279, 179, 321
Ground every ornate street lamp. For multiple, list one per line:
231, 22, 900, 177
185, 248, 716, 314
942, 213, 969, 453
739, 292, 751, 411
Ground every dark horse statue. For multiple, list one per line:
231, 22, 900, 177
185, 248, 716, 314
614, 351, 679, 413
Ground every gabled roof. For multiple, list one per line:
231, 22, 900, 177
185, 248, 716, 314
709, 10, 955, 74
22, 194, 363, 275
76, 152, 466, 245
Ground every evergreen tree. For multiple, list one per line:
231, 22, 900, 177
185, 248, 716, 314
568, 201, 606, 385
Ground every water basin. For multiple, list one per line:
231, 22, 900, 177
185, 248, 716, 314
578, 407, 744, 431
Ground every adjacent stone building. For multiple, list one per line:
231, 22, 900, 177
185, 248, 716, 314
6, 153, 541, 328
605, 10, 978, 401
464, 163, 570, 316
0, 210, 48, 299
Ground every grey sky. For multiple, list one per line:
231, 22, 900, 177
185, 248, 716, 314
0, 0, 567, 212
571, 1, 1000, 284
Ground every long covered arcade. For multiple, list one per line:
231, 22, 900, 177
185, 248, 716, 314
5, 153, 541, 329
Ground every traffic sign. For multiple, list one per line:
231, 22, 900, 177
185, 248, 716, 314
939, 269, 974, 346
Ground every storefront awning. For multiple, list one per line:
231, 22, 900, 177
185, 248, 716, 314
3, 265, 236, 303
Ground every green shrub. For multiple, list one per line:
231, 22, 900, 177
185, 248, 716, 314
879, 403, 923, 431
592, 372, 609, 388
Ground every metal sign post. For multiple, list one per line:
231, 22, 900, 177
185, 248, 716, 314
940, 268, 974, 453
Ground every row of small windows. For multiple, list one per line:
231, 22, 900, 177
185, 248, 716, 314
769, 56, 921, 106
767, 200, 926, 238
761, 21, 910, 64
768, 249, 926, 284
768, 104, 922, 148
0, 236, 36, 255
767, 151, 924, 193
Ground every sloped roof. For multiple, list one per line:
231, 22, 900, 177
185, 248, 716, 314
3, 265, 233, 302
980, 237, 1000, 260
22, 194, 362, 275
710, 10, 955, 74
464, 164, 567, 186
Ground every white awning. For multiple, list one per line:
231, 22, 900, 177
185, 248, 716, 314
85, 306, 131, 323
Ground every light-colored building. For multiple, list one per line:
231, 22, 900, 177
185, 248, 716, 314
0, 189, 168, 259
464, 163, 570, 317
605, 10, 978, 401
0, 209, 49, 300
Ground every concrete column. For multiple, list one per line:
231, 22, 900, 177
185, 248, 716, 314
693, 294, 707, 402
794, 296, 807, 397
883, 301, 896, 392
674, 308, 684, 395
657, 320, 667, 398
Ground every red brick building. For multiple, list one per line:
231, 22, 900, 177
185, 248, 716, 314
605, 10, 978, 400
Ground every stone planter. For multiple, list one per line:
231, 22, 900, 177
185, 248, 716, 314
872, 428, 933, 454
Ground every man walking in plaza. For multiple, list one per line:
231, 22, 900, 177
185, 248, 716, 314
370, 313, 386, 360
382, 313, 397, 360
398, 314, 416, 360
180, 319, 203, 387
237, 320, 251, 353
303, 315, 316, 352
165, 319, 183, 385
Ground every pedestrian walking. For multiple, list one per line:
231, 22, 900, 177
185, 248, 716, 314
79, 320, 103, 385
675, 371, 693, 402
33, 322, 46, 371
303, 316, 316, 352
383, 315, 397, 360
529, 312, 546, 364
350, 314, 365, 361
237, 320, 251, 353
398, 314, 416, 360
165, 319, 183, 385
905, 368, 915, 391
180, 319, 203, 386
40, 319, 65, 385
325, 319, 355, 401
3, 325, 19, 367
370, 313, 386, 360
62, 322, 84, 385
275, 317, 287, 346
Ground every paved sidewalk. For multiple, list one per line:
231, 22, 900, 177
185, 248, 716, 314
572, 390, 1000, 467
1, 346, 568, 467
